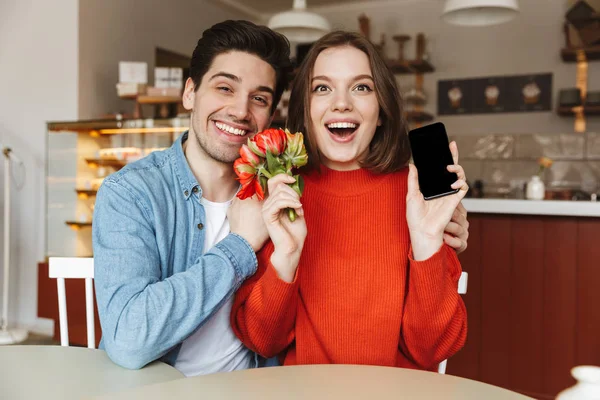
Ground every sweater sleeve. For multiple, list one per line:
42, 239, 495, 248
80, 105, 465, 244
399, 243, 467, 369
230, 241, 299, 358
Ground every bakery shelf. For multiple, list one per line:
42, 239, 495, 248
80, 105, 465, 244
75, 189, 98, 199
48, 117, 190, 134
85, 158, 126, 170
65, 221, 93, 230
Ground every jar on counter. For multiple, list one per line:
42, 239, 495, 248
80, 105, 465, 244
557, 365, 600, 400
526, 175, 545, 200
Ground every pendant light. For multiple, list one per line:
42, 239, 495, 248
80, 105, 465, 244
268, 0, 331, 43
442, 0, 519, 26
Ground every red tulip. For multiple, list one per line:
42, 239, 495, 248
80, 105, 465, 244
236, 174, 266, 200
234, 158, 256, 200
234, 159, 256, 181
233, 128, 304, 210
239, 144, 260, 167
252, 128, 287, 156
254, 177, 265, 200
237, 176, 257, 199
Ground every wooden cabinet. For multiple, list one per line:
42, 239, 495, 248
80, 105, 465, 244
448, 214, 600, 399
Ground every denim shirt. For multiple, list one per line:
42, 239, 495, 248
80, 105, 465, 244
92, 131, 258, 370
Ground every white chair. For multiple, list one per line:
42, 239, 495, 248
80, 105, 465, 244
437, 271, 468, 374
48, 257, 95, 348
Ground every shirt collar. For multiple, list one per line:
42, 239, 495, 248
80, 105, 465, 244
171, 131, 201, 200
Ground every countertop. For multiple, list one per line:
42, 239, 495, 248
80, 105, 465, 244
462, 198, 600, 217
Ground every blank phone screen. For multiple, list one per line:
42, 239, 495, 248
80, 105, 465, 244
408, 122, 458, 200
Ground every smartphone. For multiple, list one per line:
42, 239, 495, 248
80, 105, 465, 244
408, 122, 459, 200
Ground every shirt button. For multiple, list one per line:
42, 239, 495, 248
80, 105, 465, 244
197, 223, 204, 230
184, 190, 189, 196
192, 186, 199, 193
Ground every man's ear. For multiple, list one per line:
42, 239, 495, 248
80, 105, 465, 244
182, 77, 196, 110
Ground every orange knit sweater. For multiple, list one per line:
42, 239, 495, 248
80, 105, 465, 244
231, 166, 467, 370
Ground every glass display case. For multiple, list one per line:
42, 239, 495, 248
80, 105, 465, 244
46, 117, 190, 257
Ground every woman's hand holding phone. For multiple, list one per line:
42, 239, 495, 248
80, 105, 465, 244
406, 141, 469, 261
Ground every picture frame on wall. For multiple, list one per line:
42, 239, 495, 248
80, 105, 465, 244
438, 73, 552, 115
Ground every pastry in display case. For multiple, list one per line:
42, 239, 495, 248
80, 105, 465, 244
46, 117, 189, 258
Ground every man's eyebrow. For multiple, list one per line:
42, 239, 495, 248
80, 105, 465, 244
210, 72, 274, 96
256, 86, 274, 96
209, 72, 240, 82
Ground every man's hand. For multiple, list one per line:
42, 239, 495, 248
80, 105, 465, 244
443, 202, 469, 254
228, 195, 268, 252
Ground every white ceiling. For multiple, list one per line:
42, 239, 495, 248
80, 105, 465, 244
213, 0, 420, 17
243, 0, 381, 13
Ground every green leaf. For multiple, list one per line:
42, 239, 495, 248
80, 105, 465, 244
290, 174, 305, 197
260, 175, 268, 195
297, 175, 305, 196
258, 167, 273, 179
266, 150, 283, 173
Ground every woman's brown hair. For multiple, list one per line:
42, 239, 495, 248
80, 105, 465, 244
286, 31, 411, 173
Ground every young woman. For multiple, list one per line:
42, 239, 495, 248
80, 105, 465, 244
231, 31, 469, 371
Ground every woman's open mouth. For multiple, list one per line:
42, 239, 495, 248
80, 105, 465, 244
326, 121, 359, 143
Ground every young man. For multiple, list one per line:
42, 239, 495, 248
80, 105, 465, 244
92, 20, 293, 375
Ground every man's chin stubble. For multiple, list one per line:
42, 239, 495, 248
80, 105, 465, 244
195, 131, 240, 165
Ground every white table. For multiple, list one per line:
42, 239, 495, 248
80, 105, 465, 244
92, 364, 534, 399
0, 345, 183, 400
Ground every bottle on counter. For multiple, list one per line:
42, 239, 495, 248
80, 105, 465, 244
471, 180, 484, 198
556, 365, 600, 400
510, 179, 527, 199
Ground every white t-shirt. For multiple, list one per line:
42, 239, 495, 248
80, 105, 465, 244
174, 196, 254, 376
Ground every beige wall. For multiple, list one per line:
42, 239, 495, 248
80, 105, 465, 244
0, 0, 79, 329
313, 0, 600, 135
78, 0, 250, 119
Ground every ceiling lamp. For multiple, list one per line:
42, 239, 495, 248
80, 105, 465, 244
268, 0, 331, 43
442, 0, 519, 26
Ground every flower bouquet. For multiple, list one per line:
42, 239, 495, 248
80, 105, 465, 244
234, 128, 308, 221
536, 157, 553, 177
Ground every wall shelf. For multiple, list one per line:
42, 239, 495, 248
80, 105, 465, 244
561, 46, 600, 62
405, 110, 434, 123
558, 23, 599, 132
387, 59, 435, 74
557, 105, 600, 116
